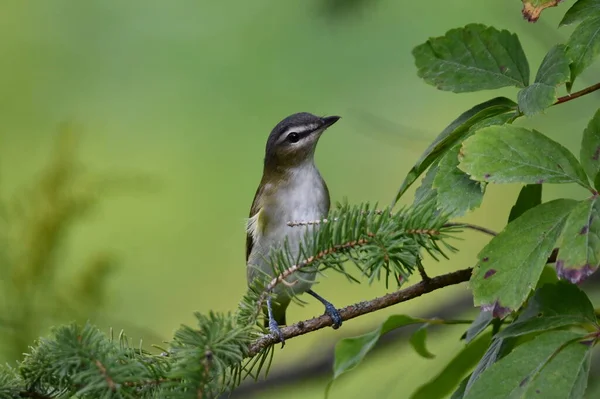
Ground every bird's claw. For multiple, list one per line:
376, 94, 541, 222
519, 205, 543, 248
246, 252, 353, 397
269, 318, 285, 348
324, 302, 343, 329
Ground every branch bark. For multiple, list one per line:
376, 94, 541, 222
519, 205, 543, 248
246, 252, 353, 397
247, 267, 473, 357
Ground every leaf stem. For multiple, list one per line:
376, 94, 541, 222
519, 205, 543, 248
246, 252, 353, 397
444, 222, 498, 237
554, 82, 600, 105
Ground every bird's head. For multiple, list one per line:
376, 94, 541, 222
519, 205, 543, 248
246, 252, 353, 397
263, 112, 340, 170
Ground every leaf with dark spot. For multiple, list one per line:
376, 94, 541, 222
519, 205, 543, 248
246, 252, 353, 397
556, 197, 600, 284
471, 199, 577, 313
484, 269, 496, 279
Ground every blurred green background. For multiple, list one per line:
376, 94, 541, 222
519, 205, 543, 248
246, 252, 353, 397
1, 0, 598, 398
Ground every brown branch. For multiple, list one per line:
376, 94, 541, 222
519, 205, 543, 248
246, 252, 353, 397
247, 267, 473, 357
554, 82, 600, 105
95, 359, 116, 391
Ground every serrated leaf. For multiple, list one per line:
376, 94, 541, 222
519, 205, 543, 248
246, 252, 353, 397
411, 333, 491, 399
433, 145, 485, 217
522, 0, 562, 22
464, 331, 591, 399
508, 184, 543, 222
413, 24, 529, 92
331, 315, 423, 380
567, 15, 600, 90
517, 45, 571, 115
464, 310, 493, 344
580, 109, 600, 185
459, 126, 590, 189
394, 97, 517, 203
556, 197, 600, 283
409, 325, 435, 359
560, 0, 600, 26
470, 199, 578, 316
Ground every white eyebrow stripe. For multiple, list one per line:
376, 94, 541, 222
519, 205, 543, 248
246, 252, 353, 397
278, 123, 320, 144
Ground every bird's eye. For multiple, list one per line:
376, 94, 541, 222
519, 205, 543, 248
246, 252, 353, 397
287, 132, 300, 143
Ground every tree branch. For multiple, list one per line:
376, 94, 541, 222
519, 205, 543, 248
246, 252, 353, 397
554, 82, 600, 105
247, 267, 472, 357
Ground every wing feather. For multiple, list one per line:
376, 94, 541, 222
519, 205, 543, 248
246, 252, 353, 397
246, 184, 265, 262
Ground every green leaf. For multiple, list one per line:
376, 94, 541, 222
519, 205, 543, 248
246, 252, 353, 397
394, 97, 517, 204
464, 310, 493, 344
517, 45, 571, 116
409, 325, 435, 359
464, 331, 591, 399
508, 184, 543, 223
570, 350, 592, 398
518, 281, 597, 322
459, 126, 590, 189
566, 15, 600, 90
560, 0, 600, 26
464, 337, 508, 393
470, 199, 578, 316
433, 145, 485, 217
580, 108, 600, 185
496, 315, 589, 339
450, 376, 469, 399
413, 163, 439, 208
556, 197, 600, 283
411, 333, 492, 399
331, 315, 423, 380
413, 24, 529, 92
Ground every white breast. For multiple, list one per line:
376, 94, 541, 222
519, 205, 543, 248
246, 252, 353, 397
248, 162, 329, 294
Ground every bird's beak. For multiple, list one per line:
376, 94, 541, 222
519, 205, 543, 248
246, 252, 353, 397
321, 115, 341, 129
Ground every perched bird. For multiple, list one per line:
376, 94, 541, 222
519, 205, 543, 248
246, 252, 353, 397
246, 112, 342, 345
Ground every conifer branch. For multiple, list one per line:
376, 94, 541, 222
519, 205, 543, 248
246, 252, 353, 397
247, 267, 473, 357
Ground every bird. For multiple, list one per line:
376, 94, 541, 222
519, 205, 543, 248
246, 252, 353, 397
246, 112, 343, 345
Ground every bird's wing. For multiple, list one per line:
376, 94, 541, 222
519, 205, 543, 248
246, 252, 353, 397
246, 185, 265, 262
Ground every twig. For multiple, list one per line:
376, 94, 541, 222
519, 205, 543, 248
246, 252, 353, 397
247, 267, 472, 357
95, 359, 116, 391
444, 222, 497, 237
554, 82, 600, 105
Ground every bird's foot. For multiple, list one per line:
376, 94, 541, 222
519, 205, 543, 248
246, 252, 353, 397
324, 302, 343, 329
268, 318, 285, 348
307, 289, 343, 329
